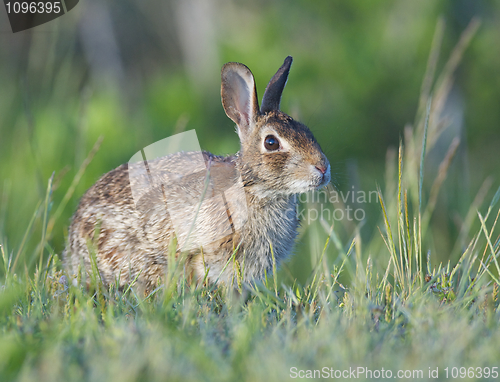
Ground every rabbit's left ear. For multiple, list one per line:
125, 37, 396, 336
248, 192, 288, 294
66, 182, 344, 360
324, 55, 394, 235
221, 62, 260, 141
260, 56, 293, 113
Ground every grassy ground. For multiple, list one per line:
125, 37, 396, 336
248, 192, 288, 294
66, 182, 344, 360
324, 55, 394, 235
1, 20, 500, 382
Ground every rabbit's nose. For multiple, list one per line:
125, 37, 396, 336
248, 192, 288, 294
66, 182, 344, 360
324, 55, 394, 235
315, 165, 328, 175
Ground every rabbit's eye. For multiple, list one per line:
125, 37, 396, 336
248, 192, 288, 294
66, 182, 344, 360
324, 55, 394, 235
264, 135, 280, 151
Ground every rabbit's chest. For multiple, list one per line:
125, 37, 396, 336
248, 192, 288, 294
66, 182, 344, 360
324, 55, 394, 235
190, 196, 299, 284
236, 197, 299, 278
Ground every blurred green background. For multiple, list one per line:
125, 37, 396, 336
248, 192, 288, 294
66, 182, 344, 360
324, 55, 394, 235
1, 0, 499, 281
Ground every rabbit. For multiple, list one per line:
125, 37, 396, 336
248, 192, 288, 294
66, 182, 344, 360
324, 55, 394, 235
63, 56, 331, 293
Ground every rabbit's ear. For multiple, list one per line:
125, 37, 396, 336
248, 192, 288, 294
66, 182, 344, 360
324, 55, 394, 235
260, 56, 293, 114
221, 63, 260, 140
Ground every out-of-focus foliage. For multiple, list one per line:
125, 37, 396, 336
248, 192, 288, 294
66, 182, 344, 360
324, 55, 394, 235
0, 0, 499, 275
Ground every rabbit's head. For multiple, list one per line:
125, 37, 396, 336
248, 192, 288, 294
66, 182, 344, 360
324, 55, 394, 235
221, 56, 330, 198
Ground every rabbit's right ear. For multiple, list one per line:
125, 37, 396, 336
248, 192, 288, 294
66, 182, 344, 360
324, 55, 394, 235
221, 63, 260, 141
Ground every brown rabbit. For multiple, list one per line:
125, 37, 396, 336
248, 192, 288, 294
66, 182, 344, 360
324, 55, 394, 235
63, 56, 331, 291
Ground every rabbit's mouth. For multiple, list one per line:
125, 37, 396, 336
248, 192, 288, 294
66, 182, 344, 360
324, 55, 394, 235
311, 178, 330, 190
286, 165, 331, 193
288, 177, 330, 194
312, 163, 331, 189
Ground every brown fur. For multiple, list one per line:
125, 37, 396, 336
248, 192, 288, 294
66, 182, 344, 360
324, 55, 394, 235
63, 57, 331, 291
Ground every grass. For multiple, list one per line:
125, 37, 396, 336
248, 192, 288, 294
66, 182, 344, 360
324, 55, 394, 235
1, 19, 500, 382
